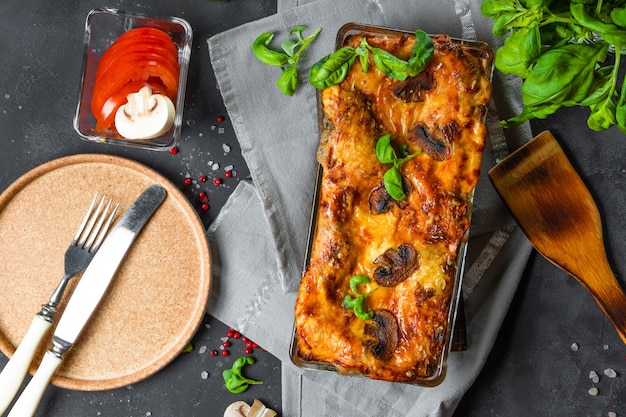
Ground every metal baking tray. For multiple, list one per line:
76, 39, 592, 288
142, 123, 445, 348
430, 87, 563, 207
290, 23, 494, 386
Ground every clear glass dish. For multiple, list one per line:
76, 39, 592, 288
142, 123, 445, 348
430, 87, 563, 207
73, 8, 192, 151
289, 23, 494, 386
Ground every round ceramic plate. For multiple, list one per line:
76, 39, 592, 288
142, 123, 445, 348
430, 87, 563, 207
0, 154, 211, 390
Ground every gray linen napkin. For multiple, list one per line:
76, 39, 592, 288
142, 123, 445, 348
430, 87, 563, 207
206, 0, 534, 415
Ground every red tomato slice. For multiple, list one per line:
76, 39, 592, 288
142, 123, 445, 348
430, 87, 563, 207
96, 49, 179, 85
94, 81, 166, 131
97, 35, 178, 76
90, 27, 181, 131
91, 60, 178, 118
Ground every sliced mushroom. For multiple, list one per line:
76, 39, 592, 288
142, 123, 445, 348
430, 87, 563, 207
408, 123, 448, 160
373, 244, 419, 286
224, 399, 277, 417
392, 71, 435, 102
364, 310, 399, 361
368, 182, 409, 215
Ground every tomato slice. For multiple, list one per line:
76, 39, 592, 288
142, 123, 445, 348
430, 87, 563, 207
97, 35, 178, 76
91, 60, 178, 118
94, 81, 166, 130
96, 48, 179, 85
90, 27, 180, 131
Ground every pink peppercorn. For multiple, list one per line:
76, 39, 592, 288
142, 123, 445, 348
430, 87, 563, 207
168, 147, 179, 155
183, 178, 192, 186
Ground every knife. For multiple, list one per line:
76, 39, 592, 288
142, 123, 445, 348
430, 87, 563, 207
6, 184, 167, 417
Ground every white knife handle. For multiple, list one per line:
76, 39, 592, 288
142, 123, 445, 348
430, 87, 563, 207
7, 350, 62, 417
0, 315, 51, 415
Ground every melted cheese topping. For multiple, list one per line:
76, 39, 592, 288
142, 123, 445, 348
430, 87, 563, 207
294, 32, 493, 383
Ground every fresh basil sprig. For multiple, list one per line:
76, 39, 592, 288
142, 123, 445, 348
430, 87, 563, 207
222, 356, 263, 394
252, 26, 321, 96
375, 134, 421, 201
309, 30, 434, 89
342, 275, 375, 320
481, 0, 626, 134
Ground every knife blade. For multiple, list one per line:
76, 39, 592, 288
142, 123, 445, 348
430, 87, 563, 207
7, 184, 166, 417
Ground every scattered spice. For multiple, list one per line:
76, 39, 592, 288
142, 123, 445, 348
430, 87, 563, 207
214, 178, 223, 186
217, 115, 225, 123
183, 177, 193, 186
201, 203, 210, 211
168, 146, 179, 155
199, 175, 208, 182
225, 170, 233, 179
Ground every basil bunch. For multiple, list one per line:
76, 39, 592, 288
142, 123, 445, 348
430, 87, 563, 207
481, 0, 626, 133
222, 356, 263, 394
375, 134, 421, 201
252, 26, 321, 96
342, 275, 375, 320
309, 30, 434, 89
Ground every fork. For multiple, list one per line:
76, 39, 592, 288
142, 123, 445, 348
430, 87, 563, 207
0, 193, 119, 414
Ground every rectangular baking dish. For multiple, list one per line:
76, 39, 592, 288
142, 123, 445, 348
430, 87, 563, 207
290, 22, 494, 386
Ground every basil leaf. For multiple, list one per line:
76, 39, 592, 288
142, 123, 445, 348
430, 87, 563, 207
375, 134, 397, 164
349, 275, 370, 294
407, 31, 434, 76
252, 32, 290, 66
495, 24, 541, 78
588, 99, 617, 131
383, 167, 407, 201
500, 102, 562, 127
522, 43, 608, 108
615, 76, 626, 134
309, 47, 357, 89
277, 65, 298, 96
281, 39, 298, 56
368, 46, 411, 80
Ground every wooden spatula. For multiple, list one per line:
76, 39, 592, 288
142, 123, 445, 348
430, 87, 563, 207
489, 130, 626, 344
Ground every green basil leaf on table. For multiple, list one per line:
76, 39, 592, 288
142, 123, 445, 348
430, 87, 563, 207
252, 32, 289, 66
495, 24, 541, 78
521, 43, 608, 108
277, 65, 298, 96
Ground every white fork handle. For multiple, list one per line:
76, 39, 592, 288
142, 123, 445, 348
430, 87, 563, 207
7, 350, 62, 417
0, 315, 51, 414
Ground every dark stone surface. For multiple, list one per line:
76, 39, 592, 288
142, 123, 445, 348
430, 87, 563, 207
1, 1, 625, 416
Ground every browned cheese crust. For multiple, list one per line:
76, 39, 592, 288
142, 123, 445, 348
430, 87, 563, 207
294, 32, 493, 382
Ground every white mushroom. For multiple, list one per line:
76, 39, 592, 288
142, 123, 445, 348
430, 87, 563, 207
115, 86, 175, 140
224, 399, 277, 417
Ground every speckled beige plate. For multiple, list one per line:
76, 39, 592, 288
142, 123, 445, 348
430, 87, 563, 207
0, 154, 211, 390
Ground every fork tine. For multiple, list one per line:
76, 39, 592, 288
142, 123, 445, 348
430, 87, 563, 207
90, 203, 120, 252
83, 198, 112, 250
73, 193, 99, 244
77, 195, 107, 247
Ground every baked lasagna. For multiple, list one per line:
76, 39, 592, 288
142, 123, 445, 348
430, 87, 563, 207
293, 27, 493, 383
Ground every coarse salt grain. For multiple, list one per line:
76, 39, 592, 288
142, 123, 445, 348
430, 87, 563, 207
589, 371, 600, 383
201, 371, 209, 379
588, 387, 599, 396
603, 344, 610, 350
199, 345, 207, 354
212, 163, 220, 170
604, 368, 617, 378
224, 164, 234, 171
608, 412, 617, 417
223, 144, 231, 153
571, 343, 579, 351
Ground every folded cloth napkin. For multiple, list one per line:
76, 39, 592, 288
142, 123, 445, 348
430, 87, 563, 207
206, 0, 534, 415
